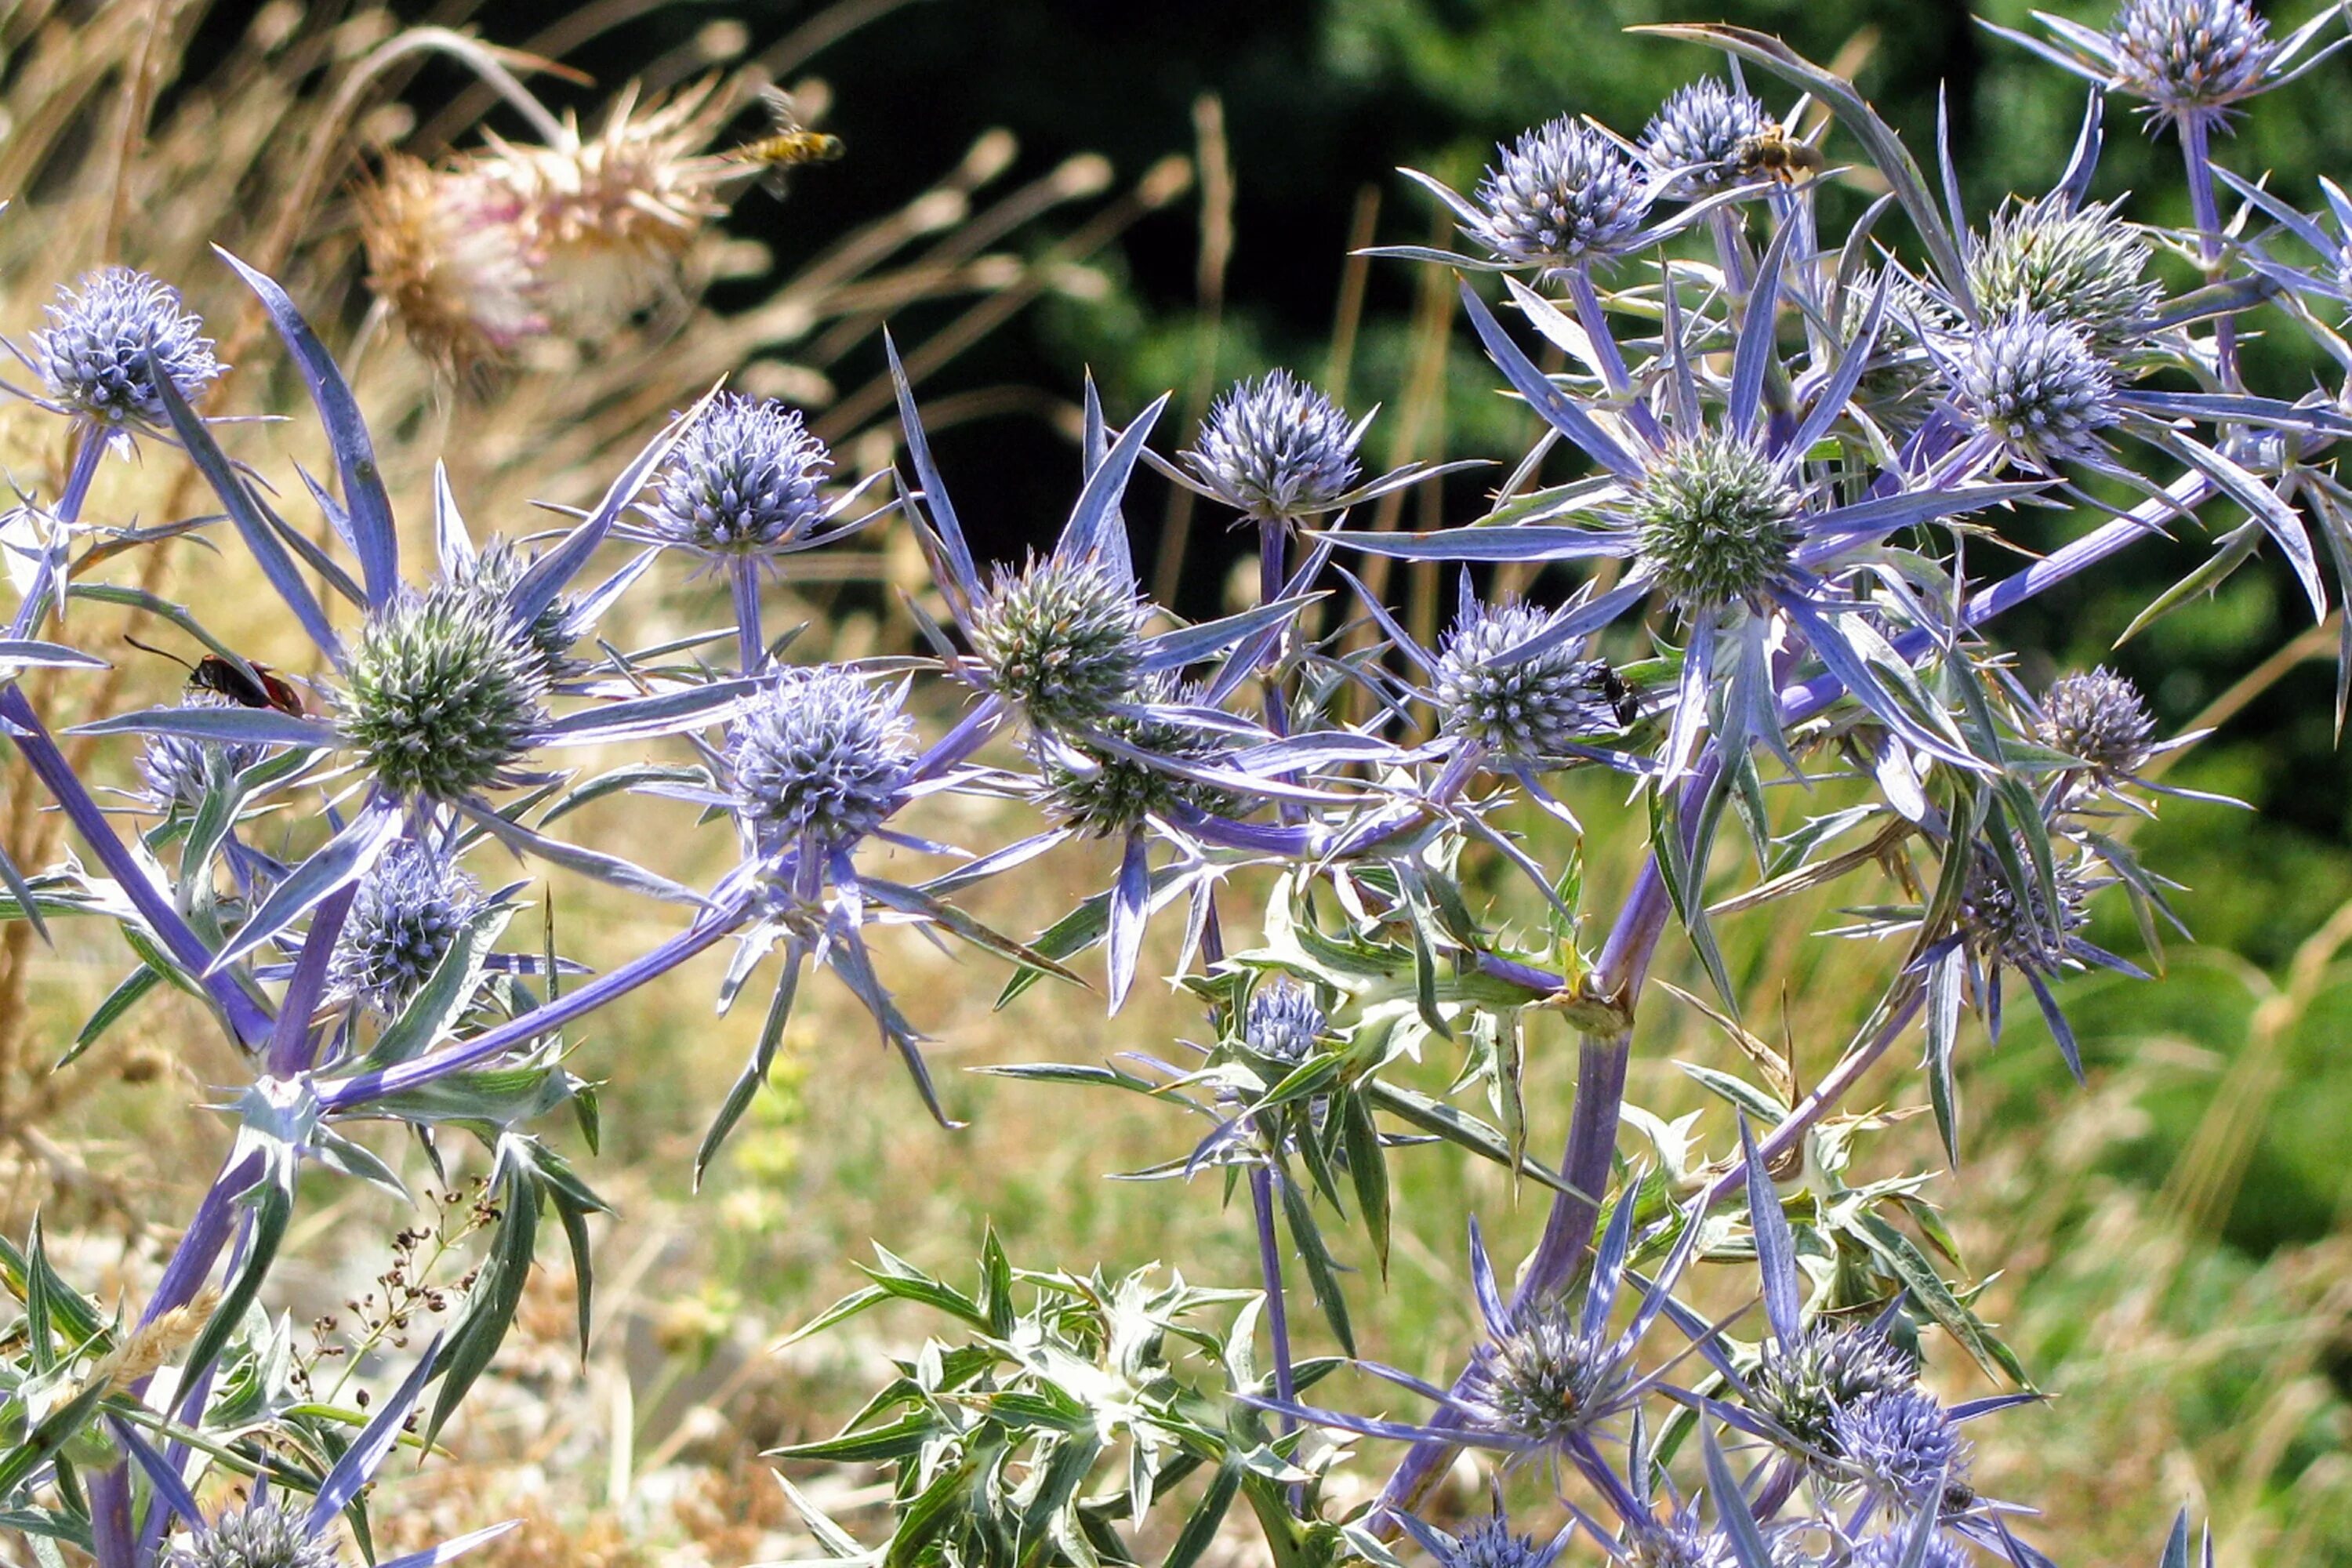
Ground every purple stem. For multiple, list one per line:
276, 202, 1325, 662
2180, 118, 2238, 390
140, 1149, 266, 1328
321, 898, 750, 1109
731, 558, 766, 675
6, 433, 103, 639
1250, 1164, 1299, 1429
263, 884, 354, 1076
0, 685, 273, 1045
90, 1471, 135, 1568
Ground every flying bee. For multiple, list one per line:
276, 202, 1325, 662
1728, 121, 1825, 184
724, 86, 844, 197
124, 635, 308, 717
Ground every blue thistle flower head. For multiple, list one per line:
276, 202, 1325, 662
1624, 1515, 1735, 1568
1747, 1322, 1918, 1451
2038, 666, 2157, 779
968, 554, 1145, 729
1182, 369, 1363, 520
163, 1502, 342, 1568
1960, 840, 2089, 978
1473, 117, 1653, 269
1631, 432, 1802, 612
329, 840, 486, 1015
139, 691, 269, 812
1432, 1512, 1570, 1568
1846, 1531, 1972, 1568
447, 536, 583, 674
644, 392, 833, 559
2110, 0, 2278, 126
1971, 196, 2161, 362
34, 266, 221, 430
1642, 79, 1771, 193
1244, 980, 1327, 1063
339, 584, 551, 800
1956, 309, 2118, 466
1834, 1388, 1969, 1505
728, 663, 914, 854
1461, 1293, 1613, 1446
1437, 601, 1629, 757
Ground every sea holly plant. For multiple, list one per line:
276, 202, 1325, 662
2, 6, 2350, 1567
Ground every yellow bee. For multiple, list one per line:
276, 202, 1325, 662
1728, 121, 1825, 184
725, 86, 844, 196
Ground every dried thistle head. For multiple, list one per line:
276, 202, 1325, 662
358, 153, 548, 371
484, 78, 739, 332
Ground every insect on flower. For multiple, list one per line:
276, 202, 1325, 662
122, 635, 308, 717
1726, 119, 1825, 184
724, 86, 844, 197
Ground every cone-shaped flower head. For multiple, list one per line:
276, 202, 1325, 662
446, 537, 582, 674
1847, 1532, 1970, 1568
2038, 666, 2157, 780
1632, 432, 1802, 612
164, 1501, 342, 1568
1970, 197, 2161, 361
1437, 601, 1629, 757
1956, 310, 2118, 466
728, 663, 913, 854
1244, 980, 1327, 1064
139, 691, 269, 812
339, 584, 551, 801
34, 267, 220, 429
1747, 1322, 1918, 1451
1473, 117, 1653, 269
1833, 1388, 1969, 1505
2110, 0, 2278, 126
330, 840, 487, 1014
1182, 370, 1363, 520
1960, 843, 2089, 978
968, 554, 1145, 729
1642, 79, 1771, 193
1435, 1512, 1571, 1568
1037, 678, 1239, 834
1460, 1292, 1612, 1445
644, 393, 833, 559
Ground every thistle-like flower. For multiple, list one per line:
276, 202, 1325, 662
1459, 1291, 1614, 1446
1958, 842, 2090, 981
1036, 679, 1240, 836
1833, 1388, 1970, 1506
1243, 980, 1327, 1064
728, 664, 913, 855
1436, 599, 1631, 757
641, 393, 837, 562
1399, 1508, 1574, 1568
968, 554, 1145, 730
2110, 0, 2279, 127
329, 840, 488, 1014
339, 586, 551, 802
1969, 196, 2161, 361
445, 536, 585, 675
1472, 117, 1653, 270
1642, 79, 1771, 193
2038, 666, 2158, 782
1846, 1531, 1971, 1568
138, 691, 269, 812
1181, 371, 1363, 521
30, 267, 221, 433
485, 79, 738, 332
358, 156, 549, 371
1746, 1322, 1918, 1452
164, 1502, 343, 1568
1955, 310, 2118, 467
1632, 433, 1802, 612
1987, 0, 2343, 136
